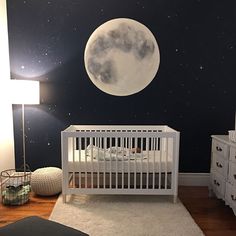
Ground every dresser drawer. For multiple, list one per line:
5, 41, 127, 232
225, 182, 236, 210
212, 153, 228, 177
212, 139, 228, 158
228, 161, 236, 185
211, 171, 225, 199
230, 147, 236, 163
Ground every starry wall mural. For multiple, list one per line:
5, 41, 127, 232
7, 0, 236, 172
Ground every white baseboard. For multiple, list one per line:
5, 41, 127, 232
178, 173, 210, 186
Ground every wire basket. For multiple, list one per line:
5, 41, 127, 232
0, 167, 31, 206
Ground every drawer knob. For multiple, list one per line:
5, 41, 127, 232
216, 162, 223, 168
231, 195, 236, 201
216, 146, 222, 152
214, 179, 220, 186
234, 174, 236, 180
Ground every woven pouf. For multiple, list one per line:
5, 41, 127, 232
31, 167, 62, 196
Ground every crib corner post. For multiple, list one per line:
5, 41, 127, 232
62, 194, 67, 203
173, 195, 178, 204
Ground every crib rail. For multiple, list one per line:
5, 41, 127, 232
61, 125, 179, 202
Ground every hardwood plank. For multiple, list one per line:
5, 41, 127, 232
0, 186, 236, 236
179, 186, 236, 236
0, 193, 58, 227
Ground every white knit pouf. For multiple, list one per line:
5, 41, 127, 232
31, 167, 62, 196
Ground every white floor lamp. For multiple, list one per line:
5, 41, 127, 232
11, 80, 40, 172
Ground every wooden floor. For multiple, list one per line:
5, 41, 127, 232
1, 186, 236, 235
179, 186, 236, 236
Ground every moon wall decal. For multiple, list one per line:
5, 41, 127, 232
84, 18, 160, 96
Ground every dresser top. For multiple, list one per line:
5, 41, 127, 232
211, 135, 236, 147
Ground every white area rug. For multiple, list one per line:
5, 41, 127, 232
49, 195, 204, 236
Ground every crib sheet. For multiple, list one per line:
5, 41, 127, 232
68, 150, 173, 173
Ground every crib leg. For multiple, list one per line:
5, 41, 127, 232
62, 194, 67, 203
173, 195, 178, 203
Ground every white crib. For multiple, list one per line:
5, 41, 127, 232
61, 125, 180, 203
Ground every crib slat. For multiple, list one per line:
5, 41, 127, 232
72, 137, 75, 188
152, 138, 155, 189
90, 137, 94, 189
131, 137, 133, 188
104, 137, 106, 189
169, 137, 173, 190
85, 137, 88, 188
140, 138, 142, 189
121, 137, 124, 189
128, 137, 131, 189
159, 138, 162, 189
146, 138, 149, 189
109, 137, 112, 189
115, 137, 118, 189
68, 137, 72, 188
165, 138, 168, 189
134, 137, 137, 189
97, 137, 100, 188
78, 137, 82, 189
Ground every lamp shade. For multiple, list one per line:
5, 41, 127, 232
10, 80, 40, 105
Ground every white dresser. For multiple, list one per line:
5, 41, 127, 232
210, 135, 236, 215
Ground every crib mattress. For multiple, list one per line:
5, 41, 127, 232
67, 150, 173, 173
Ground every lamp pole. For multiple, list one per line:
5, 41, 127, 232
22, 104, 26, 173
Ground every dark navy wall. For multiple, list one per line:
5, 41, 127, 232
7, 0, 236, 172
